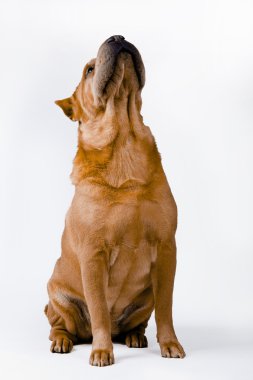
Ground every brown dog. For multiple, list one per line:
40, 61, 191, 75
45, 35, 185, 366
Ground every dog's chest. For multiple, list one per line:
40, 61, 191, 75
73, 184, 170, 245
109, 192, 169, 241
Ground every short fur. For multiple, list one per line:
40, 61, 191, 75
45, 35, 185, 366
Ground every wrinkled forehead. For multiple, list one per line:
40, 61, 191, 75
83, 58, 96, 75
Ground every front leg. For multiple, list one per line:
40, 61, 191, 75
151, 237, 185, 358
81, 247, 114, 366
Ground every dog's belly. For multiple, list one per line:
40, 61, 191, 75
107, 241, 155, 310
107, 241, 156, 334
101, 199, 163, 331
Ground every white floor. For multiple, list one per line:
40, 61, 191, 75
1, 315, 253, 380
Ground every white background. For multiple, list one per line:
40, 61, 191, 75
0, 0, 253, 379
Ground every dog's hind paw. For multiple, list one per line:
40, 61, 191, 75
125, 331, 148, 348
50, 337, 73, 354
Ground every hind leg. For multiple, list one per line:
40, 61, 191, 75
117, 289, 153, 349
44, 302, 78, 353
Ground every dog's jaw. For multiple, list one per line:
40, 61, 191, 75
93, 36, 145, 105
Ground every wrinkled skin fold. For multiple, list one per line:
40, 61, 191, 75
45, 35, 185, 366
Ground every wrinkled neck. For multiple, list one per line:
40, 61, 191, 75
71, 92, 160, 187
110, 90, 144, 139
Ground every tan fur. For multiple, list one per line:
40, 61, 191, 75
45, 37, 185, 366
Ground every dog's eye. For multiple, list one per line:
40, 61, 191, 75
86, 66, 94, 76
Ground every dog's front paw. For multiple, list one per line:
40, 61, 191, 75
50, 337, 73, 353
89, 349, 114, 366
160, 341, 185, 358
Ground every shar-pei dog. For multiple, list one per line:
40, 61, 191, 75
45, 35, 185, 366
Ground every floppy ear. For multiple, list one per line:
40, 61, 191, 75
55, 95, 80, 121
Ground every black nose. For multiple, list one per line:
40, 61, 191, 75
107, 35, 125, 44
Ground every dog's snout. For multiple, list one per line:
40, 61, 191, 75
107, 35, 125, 44
94, 35, 145, 98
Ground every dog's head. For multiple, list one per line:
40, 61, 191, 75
56, 35, 145, 125
56, 36, 156, 187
